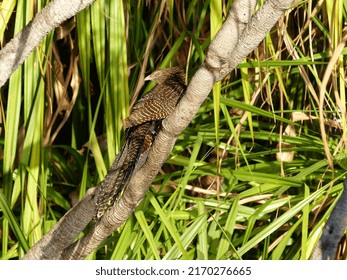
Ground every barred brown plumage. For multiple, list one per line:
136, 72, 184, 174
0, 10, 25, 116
124, 67, 186, 128
94, 67, 186, 221
94, 122, 154, 220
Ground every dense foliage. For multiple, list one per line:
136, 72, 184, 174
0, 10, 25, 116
0, 0, 346, 259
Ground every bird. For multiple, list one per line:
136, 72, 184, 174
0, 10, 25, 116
94, 67, 186, 221
124, 67, 186, 128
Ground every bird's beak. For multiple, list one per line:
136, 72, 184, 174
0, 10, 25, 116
144, 74, 153, 81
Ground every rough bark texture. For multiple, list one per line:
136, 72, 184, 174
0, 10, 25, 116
0, 0, 96, 87
23, 188, 96, 260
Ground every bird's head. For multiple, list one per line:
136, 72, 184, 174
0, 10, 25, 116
145, 67, 184, 85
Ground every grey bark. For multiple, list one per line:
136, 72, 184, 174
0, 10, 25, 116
310, 179, 347, 260
23, 187, 96, 259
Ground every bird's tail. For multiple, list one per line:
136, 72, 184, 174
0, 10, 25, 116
94, 122, 153, 220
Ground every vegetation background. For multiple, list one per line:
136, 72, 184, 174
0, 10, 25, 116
0, 0, 347, 260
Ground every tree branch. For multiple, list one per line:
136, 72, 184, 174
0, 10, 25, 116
0, 0, 96, 88
310, 179, 347, 259
48, 0, 295, 259
23, 187, 96, 260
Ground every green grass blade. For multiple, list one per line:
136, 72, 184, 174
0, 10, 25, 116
236, 183, 330, 258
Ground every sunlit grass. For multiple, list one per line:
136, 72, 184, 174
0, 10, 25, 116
0, 0, 347, 260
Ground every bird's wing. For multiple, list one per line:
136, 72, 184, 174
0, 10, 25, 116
125, 85, 180, 127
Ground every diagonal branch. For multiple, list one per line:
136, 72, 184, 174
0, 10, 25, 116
23, 187, 96, 259
53, 0, 295, 259
0, 0, 96, 88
